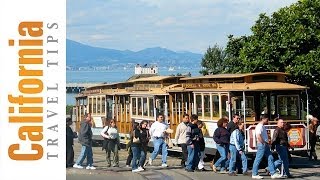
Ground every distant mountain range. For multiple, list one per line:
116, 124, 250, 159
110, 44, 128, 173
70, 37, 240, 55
67, 39, 203, 68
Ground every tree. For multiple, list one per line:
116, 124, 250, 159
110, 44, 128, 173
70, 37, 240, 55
237, 0, 320, 116
200, 44, 227, 75
201, 0, 320, 116
224, 35, 248, 73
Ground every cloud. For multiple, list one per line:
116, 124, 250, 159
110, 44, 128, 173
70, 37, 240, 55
89, 34, 114, 41
67, 0, 298, 53
155, 17, 176, 27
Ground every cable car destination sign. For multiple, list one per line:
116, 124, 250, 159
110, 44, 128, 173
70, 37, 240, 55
183, 83, 218, 89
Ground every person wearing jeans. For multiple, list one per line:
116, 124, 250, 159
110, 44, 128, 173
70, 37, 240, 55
274, 145, 290, 176
139, 120, 150, 169
131, 125, 144, 172
271, 119, 292, 178
212, 117, 230, 173
186, 143, 200, 172
75, 145, 93, 167
228, 120, 249, 176
150, 137, 168, 166
131, 146, 142, 172
252, 115, 281, 179
148, 114, 169, 167
126, 122, 139, 167
73, 113, 96, 170
185, 114, 200, 172
215, 144, 228, 172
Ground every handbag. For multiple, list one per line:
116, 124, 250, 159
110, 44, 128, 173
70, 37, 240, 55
165, 136, 173, 149
132, 130, 140, 143
133, 136, 140, 143
101, 126, 110, 151
102, 138, 109, 151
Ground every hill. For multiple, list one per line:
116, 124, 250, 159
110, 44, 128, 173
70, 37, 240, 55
66, 39, 203, 69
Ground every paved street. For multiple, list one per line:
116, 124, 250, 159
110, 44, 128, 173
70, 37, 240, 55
67, 142, 320, 180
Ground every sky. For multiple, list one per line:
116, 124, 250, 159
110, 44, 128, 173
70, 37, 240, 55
67, 0, 298, 53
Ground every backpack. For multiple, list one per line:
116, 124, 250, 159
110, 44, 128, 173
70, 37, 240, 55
102, 126, 110, 151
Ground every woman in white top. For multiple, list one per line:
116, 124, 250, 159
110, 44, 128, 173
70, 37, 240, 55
101, 119, 120, 167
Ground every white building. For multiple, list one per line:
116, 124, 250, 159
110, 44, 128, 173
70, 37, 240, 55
135, 64, 158, 75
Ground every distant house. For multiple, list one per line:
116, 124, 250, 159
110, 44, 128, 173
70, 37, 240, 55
135, 64, 158, 75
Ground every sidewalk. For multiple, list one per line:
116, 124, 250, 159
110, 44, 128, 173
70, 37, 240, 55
67, 143, 320, 180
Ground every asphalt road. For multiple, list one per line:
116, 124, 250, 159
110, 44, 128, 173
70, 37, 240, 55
67, 142, 320, 180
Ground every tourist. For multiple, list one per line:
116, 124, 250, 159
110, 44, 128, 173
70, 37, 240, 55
131, 122, 144, 172
228, 120, 249, 176
125, 122, 139, 167
185, 114, 200, 172
101, 119, 120, 167
66, 117, 77, 168
309, 116, 318, 160
252, 115, 281, 179
73, 113, 96, 170
197, 120, 207, 171
138, 120, 150, 169
227, 114, 240, 133
212, 117, 230, 173
174, 113, 190, 167
148, 114, 169, 167
271, 118, 293, 178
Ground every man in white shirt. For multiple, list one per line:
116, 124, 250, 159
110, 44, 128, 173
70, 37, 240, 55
252, 115, 282, 179
174, 114, 190, 167
148, 114, 169, 167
